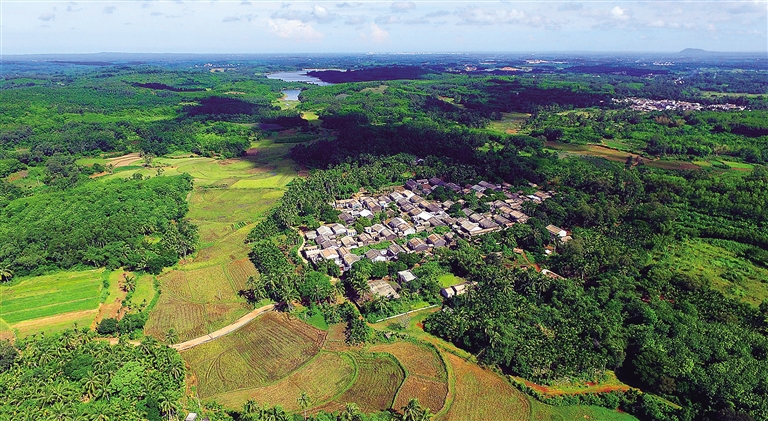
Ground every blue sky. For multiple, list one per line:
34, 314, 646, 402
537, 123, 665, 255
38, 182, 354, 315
2, 0, 766, 54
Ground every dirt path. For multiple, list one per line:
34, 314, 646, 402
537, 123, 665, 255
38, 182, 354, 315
171, 304, 275, 351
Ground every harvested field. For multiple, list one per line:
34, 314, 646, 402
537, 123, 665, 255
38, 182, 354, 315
440, 352, 530, 421
182, 313, 326, 399
316, 352, 405, 414
226, 258, 257, 292
395, 377, 448, 413
232, 313, 325, 384
184, 265, 239, 303
322, 323, 357, 352
144, 298, 207, 341
370, 341, 446, 381
211, 351, 356, 410
204, 302, 250, 332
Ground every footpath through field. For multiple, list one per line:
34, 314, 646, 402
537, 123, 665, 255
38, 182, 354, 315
171, 304, 274, 351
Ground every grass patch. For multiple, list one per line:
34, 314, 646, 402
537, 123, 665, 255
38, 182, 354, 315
437, 274, 465, 288
654, 239, 768, 307
529, 399, 638, 421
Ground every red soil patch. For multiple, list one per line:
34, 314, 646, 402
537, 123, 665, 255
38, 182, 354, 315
7, 170, 27, 182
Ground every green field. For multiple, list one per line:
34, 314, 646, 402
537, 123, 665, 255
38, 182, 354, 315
0, 269, 106, 338
141, 138, 297, 341
654, 239, 768, 307
437, 274, 465, 288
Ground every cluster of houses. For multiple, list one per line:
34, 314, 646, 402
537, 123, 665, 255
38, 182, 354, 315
615, 97, 745, 112
300, 177, 571, 275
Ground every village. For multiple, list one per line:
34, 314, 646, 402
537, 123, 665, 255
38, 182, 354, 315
615, 97, 746, 112
300, 177, 571, 301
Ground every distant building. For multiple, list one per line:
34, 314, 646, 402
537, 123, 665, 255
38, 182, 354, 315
185, 414, 198, 421
369, 280, 400, 299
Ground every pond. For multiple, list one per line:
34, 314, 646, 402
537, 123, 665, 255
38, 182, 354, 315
281, 89, 301, 101
266, 69, 337, 86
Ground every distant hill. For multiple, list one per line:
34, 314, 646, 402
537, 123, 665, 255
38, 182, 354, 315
678, 48, 717, 57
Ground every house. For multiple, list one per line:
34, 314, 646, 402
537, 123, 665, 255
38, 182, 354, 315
405, 180, 418, 190
461, 208, 474, 217
478, 180, 498, 190
305, 230, 318, 241
407, 237, 429, 252
304, 249, 322, 263
459, 220, 481, 234
414, 211, 434, 223
397, 270, 417, 283
445, 182, 462, 192
493, 214, 513, 227
368, 223, 386, 235
331, 224, 347, 236
358, 233, 375, 245
369, 280, 400, 299
341, 253, 360, 271
470, 184, 486, 193
339, 212, 355, 225
365, 249, 387, 262
428, 217, 446, 227
379, 228, 397, 241
359, 209, 374, 219
541, 269, 565, 280
340, 236, 358, 249
426, 233, 447, 247
387, 243, 406, 257
185, 414, 198, 421
429, 177, 444, 186
479, 218, 499, 230
316, 225, 333, 237
546, 224, 567, 239
509, 211, 529, 223
387, 218, 407, 230
409, 194, 423, 204
365, 200, 382, 213
469, 213, 484, 223
440, 283, 471, 299
318, 239, 338, 250
321, 248, 341, 262
389, 192, 404, 201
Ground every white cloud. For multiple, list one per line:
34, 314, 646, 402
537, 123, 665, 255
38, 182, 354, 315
458, 7, 525, 25
375, 15, 401, 25
345, 15, 367, 25
390, 2, 415, 13
369, 22, 389, 43
38, 12, 56, 21
611, 6, 629, 21
103, 6, 116, 14
268, 19, 324, 40
272, 5, 337, 24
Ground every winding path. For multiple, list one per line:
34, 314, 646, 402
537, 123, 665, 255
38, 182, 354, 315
171, 304, 275, 351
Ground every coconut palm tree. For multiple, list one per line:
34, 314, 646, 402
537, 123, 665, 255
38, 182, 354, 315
0, 264, 13, 283
164, 329, 179, 345
297, 392, 310, 420
399, 399, 432, 421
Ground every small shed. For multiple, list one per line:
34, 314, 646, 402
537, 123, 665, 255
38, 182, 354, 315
397, 270, 417, 284
185, 414, 198, 421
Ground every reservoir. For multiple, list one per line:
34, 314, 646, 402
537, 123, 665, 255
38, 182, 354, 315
266, 69, 338, 86
282, 89, 301, 101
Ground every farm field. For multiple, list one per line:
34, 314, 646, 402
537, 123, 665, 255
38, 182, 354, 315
141, 138, 298, 342
182, 312, 447, 415
0, 269, 108, 339
654, 239, 768, 307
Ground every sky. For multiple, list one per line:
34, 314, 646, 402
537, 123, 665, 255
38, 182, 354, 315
1, 0, 766, 54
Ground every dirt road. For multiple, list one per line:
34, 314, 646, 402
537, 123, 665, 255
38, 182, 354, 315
170, 304, 274, 351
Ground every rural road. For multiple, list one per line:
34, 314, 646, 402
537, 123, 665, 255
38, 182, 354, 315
171, 304, 274, 351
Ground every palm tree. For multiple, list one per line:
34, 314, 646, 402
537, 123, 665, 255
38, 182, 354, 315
0, 264, 13, 283
338, 403, 363, 421
297, 392, 310, 420
164, 329, 179, 345
399, 399, 432, 421
243, 399, 260, 415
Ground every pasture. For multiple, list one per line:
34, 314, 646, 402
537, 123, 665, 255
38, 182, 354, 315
0, 269, 107, 338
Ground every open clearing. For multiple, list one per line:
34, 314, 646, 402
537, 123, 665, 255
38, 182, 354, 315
0, 269, 109, 338
545, 141, 702, 171
654, 239, 768, 307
